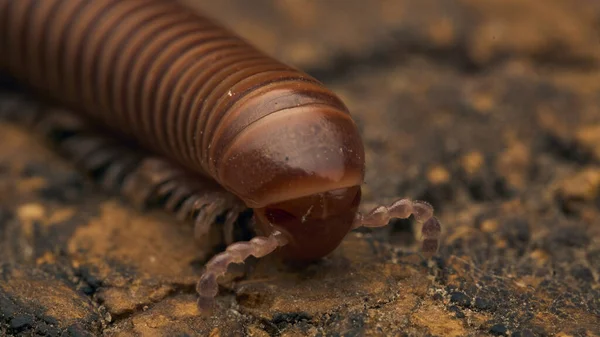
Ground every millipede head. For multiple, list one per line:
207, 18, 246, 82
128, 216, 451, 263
216, 103, 367, 261
253, 185, 362, 261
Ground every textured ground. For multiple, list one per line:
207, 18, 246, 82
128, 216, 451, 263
1, 0, 600, 336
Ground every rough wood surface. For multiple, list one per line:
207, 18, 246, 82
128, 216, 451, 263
1, 0, 599, 336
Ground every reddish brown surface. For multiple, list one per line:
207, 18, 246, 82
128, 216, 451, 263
1, 0, 600, 336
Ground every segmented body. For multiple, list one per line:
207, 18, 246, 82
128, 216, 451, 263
0, 0, 353, 208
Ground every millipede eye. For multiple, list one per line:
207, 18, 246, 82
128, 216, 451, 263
265, 207, 297, 224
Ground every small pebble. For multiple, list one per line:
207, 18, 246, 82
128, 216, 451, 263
447, 305, 465, 318
9, 314, 33, 331
474, 297, 492, 310
449, 291, 471, 307
490, 323, 508, 336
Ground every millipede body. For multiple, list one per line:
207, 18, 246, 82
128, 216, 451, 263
0, 0, 442, 314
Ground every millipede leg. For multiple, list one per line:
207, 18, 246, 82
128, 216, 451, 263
194, 213, 214, 243
100, 154, 143, 191
0, 93, 42, 125
222, 205, 246, 245
0, 92, 249, 257
195, 230, 288, 316
192, 199, 228, 246
353, 199, 442, 257
188, 198, 245, 254
121, 158, 188, 209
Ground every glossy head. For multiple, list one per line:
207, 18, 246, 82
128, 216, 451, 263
219, 103, 365, 260
254, 185, 362, 260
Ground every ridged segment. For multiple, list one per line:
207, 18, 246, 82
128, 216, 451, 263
0, 0, 351, 186
79, 0, 151, 113
167, 44, 254, 163
103, 1, 182, 133
24, 0, 58, 87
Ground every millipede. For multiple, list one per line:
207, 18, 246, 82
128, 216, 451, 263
0, 0, 442, 315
